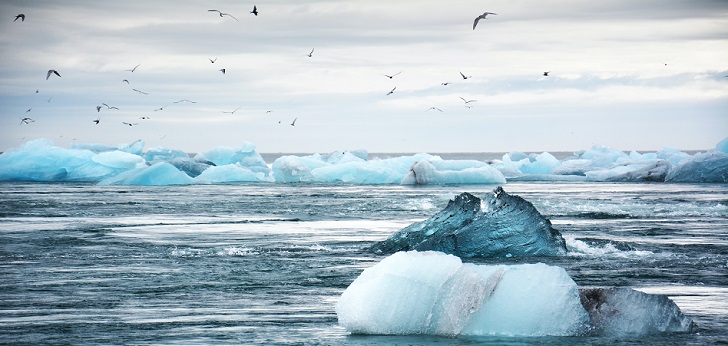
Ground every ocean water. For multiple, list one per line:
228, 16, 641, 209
0, 181, 726, 345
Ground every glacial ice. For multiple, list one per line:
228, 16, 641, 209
336, 251, 591, 337
337, 251, 695, 338
0, 137, 726, 185
371, 187, 567, 258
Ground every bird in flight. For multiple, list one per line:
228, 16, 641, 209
222, 106, 241, 114
122, 122, 139, 126
208, 9, 239, 21
125, 64, 140, 72
20, 117, 34, 125
96, 106, 102, 112
473, 12, 497, 30
209, 58, 217, 63
122, 79, 130, 84
139, 116, 151, 120
132, 88, 149, 95
441, 82, 451, 86
543, 71, 550, 76
290, 117, 297, 126
102, 103, 119, 110
219, 68, 226, 74
93, 117, 100, 124
459, 97, 477, 104
427, 107, 443, 112
25, 108, 31, 113
173, 99, 196, 104
14, 14, 25, 22
251, 6, 258, 16
46, 69, 61, 80
459, 71, 472, 80
307, 48, 314, 57
383, 71, 402, 79
387, 86, 396, 95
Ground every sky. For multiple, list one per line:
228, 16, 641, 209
1, 0, 727, 154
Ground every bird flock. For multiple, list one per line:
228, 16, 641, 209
11, 6, 556, 141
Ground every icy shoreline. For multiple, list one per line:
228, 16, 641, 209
0, 137, 726, 185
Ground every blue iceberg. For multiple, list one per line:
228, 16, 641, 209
371, 187, 567, 258
337, 251, 695, 337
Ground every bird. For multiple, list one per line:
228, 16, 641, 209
96, 105, 102, 112
290, 117, 297, 126
543, 71, 550, 76
427, 107, 443, 112
307, 48, 314, 57
122, 122, 139, 126
251, 6, 258, 16
20, 117, 34, 125
102, 103, 119, 110
383, 71, 402, 79
153, 106, 166, 111
387, 86, 396, 95
173, 99, 196, 104
459, 71, 471, 80
219, 68, 226, 74
14, 14, 25, 22
25, 108, 31, 113
122, 79, 130, 84
208, 9, 239, 21
265, 110, 272, 114
132, 88, 148, 95
441, 82, 451, 86
222, 106, 241, 114
46, 97, 52, 102
46, 69, 61, 80
139, 116, 151, 120
125, 64, 140, 72
209, 58, 217, 63
459, 97, 477, 104
473, 12, 497, 30
93, 117, 100, 124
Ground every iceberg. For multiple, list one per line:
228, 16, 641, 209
400, 159, 506, 185
665, 151, 728, 183
579, 287, 695, 336
371, 187, 567, 258
98, 162, 194, 186
337, 251, 695, 338
336, 251, 591, 337
193, 142, 270, 176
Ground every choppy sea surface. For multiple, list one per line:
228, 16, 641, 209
1, 180, 726, 345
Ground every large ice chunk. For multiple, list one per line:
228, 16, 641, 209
400, 159, 506, 185
371, 187, 567, 257
665, 151, 728, 183
336, 251, 591, 337
579, 287, 695, 336
194, 142, 270, 176
98, 162, 194, 185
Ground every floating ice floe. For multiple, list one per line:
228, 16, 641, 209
371, 187, 566, 258
0, 137, 726, 185
336, 251, 695, 337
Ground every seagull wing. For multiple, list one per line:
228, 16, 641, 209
473, 15, 483, 30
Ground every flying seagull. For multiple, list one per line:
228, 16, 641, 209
208, 9, 239, 21
46, 69, 61, 80
93, 117, 100, 124
459, 71, 472, 80
307, 48, 314, 57
122, 79, 130, 84
427, 107, 443, 112
209, 58, 217, 63
290, 117, 297, 126
222, 106, 241, 114
383, 71, 402, 79
96, 105, 102, 112
20, 117, 34, 125
543, 71, 550, 76
459, 97, 477, 104
219, 68, 226, 74
132, 88, 148, 95
14, 14, 25, 22
441, 82, 451, 86
139, 116, 151, 120
125, 64, 140, 72
25, 108, 31, 113
251, 5, 258, 16
173, 99, 196, 104
473, 12, 497, 30
122, 122, 139, 126
102, 103, 119, 110
386, 86, 396, 95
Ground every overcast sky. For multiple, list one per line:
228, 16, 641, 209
1, 0, 726, 154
